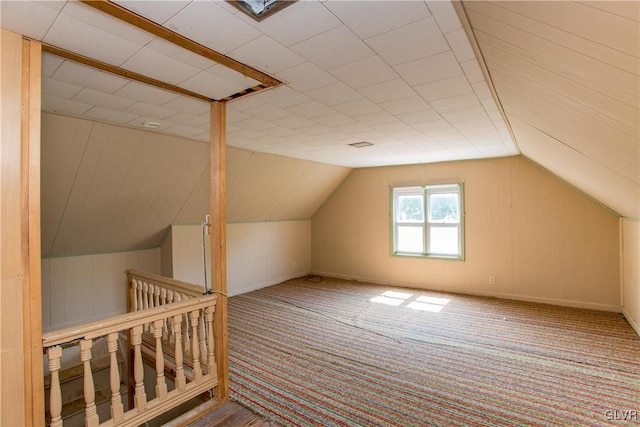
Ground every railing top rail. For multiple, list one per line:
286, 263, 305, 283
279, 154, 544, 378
42, 295, 217, 348
126, 269, 204, 296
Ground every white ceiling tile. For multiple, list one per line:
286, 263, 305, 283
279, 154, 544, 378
42, 53, 64, 78
179, 70, 248, 100
262, 126, 298, 138
397, 109, 442, 125
273, 115, 316, 129
165, 1, 261, 53
333, 122, 374, 136
355, 111, 397, 126
44, 12, 145, 66
313, 113, 356, 127
284, 100, 335, 119
1, 1, 59, 40
372, 121, 414, 134
113, 1, 189, 24
116, 81, 180, 105
325, 1, 431, 39
430, 94, 481, 113
256, 86, 312, 108
192, 132, 211, 143
481, 97, 499, 112
42, 77, 83, 99
206, 64, 261, 88
445, 28, 475, 63
242, 104, 293, 121
61, 1, 154, 44
124, 102, 176, 120
121, 47, 201, 85
379, 96, 432, 115
228, 96, 264, 112
276, 62, 338, 92
451, 116, 493, 130
73, 88, 136, 110
487, 109, 504, 121
226, 109, 251, 124
332, 98, 382, 117
297, 124, 334, 136
305, 82, 363, 106
329, 56, 398, 89
164, 112, 209, 128
84, 106, 138, 124
472, 81, 492, 99
395, 51, 463, 85
230, 35, 306, 74
414, 75, 473, 102
51, 60, 130, 93
236, 1, 342, 47
42, 95, 93, 115
358, 79, 416, 104
366, 18, 449, 66
460, 60, 484, 84
145, 38, 215, 70
441, 106, 487, 123
426, 1, 462, 34
291, 26, 375, 69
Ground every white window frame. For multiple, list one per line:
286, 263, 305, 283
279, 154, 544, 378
391, 183, 465, 260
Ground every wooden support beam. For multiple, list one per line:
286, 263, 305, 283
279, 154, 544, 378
81, 0, 281, 88
209, 101, 229, 403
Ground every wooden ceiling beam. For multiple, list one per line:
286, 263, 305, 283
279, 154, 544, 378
81, 0, 282, 88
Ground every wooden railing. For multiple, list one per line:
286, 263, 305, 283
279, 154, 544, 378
43, 272, 218, 427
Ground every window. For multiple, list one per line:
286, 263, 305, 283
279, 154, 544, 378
392, 183, 464, 259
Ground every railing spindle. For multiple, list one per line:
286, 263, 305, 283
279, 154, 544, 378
131, 325, 147, 411
132, 279, 138, 312
189, 310, 203, 382
47, 346, 63, 427
199, 314, 207, 367
81, 339, 99, 427
172, 314, 186, 391
205, 306, 217, 377
106, 333, 124, 423
153, 319, 168, 400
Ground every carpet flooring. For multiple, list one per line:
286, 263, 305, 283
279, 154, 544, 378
228, 277, 640, 426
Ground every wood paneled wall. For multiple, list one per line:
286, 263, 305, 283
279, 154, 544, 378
622, 219, 640, 334
41, 249, 160, 332
167, 221, 311, 296
311, 156, 621, 310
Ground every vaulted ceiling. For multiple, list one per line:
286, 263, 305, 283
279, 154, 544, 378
1, 0, 638, 256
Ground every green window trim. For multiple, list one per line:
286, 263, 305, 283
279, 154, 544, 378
391, 183, 465, 260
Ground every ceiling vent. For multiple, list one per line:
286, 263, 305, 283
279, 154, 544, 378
349, 142, 374, 148
228, 0, 296, 21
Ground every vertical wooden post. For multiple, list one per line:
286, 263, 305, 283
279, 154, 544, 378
1, 30, 43, 426
210, 101, 228, 402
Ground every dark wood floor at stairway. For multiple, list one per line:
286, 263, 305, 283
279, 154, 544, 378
188, 401, 280, 427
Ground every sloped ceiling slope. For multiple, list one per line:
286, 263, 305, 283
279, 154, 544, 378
462, 1, 639, 218
41, 113, 350, 257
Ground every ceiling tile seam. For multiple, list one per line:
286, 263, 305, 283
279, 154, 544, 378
456, 1, 521, 156
486, 60, 640, 140
466, 4, 640, 77
510, 112, 639, 185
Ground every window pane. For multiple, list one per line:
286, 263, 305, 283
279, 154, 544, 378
397, 226, 423, 253
428, 193, 459, 222
397, 195, 424, 222
429, 226, 459, 255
